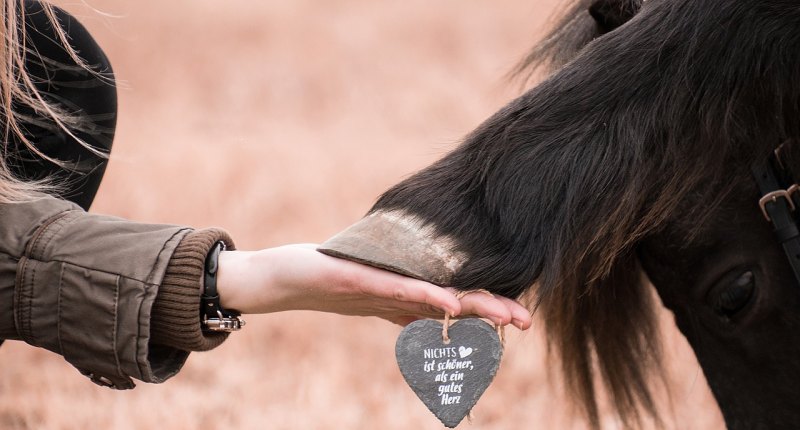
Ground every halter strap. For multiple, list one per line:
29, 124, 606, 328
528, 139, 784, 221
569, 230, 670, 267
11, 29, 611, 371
752, 148, 800, 282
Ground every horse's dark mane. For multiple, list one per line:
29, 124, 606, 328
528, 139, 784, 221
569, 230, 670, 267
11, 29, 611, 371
373, 0, 800, 428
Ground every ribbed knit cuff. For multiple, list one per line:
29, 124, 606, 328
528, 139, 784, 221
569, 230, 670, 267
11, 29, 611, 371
150, 228, 236, 351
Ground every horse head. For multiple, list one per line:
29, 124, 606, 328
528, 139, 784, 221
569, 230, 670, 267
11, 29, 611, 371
321, 0, 800, 428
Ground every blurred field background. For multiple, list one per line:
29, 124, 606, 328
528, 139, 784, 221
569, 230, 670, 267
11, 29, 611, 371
0, 1, 725, 429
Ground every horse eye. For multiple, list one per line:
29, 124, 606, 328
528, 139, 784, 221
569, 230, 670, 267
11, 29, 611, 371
707, 271, 755, 319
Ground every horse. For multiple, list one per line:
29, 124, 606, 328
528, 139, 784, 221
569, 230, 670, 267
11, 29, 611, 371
319, 0, 800, 428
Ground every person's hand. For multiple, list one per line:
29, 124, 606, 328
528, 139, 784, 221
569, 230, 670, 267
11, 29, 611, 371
216, 244, 532, 328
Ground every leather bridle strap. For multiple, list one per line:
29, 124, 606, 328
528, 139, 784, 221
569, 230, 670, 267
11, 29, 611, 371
752, 154, 800, 282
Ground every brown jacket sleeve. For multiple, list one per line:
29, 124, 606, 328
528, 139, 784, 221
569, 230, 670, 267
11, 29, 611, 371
0, 195, 233, 389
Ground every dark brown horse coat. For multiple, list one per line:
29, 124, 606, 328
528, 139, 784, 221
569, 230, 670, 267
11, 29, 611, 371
322, 0, 800, 428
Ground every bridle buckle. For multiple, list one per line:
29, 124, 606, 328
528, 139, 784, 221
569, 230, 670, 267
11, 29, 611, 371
758, 184, 798, 222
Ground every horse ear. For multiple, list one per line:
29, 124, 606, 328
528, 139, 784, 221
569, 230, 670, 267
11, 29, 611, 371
512, 0, 643, 79
588, 0, 642, 34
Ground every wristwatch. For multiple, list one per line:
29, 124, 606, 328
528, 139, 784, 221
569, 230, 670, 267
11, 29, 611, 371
200, 241, 246, 332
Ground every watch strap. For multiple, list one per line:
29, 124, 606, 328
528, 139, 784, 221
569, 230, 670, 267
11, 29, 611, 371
201, 241, 245, 332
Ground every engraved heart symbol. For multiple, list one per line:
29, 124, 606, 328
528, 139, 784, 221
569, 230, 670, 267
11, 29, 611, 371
395, 319, 503, 428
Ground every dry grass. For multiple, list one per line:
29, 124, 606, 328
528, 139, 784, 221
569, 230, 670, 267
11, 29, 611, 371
0, 1, 724, 428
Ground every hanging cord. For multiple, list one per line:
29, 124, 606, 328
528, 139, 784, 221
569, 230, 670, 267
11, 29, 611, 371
440, 288, 506, 424
441, 289, 506, 346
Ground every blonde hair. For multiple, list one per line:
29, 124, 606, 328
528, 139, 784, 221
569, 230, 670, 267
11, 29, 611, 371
0, 0, 105, 202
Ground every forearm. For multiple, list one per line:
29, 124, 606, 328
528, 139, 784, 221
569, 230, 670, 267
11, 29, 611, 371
216, 246, 345, 315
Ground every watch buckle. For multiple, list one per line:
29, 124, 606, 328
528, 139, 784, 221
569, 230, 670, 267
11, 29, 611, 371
203, 310, 246, 332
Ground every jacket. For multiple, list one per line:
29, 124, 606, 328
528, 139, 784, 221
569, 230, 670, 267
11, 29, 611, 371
0, 195, 232, 389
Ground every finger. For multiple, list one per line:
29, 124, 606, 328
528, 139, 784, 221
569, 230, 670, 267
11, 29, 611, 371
494, 295, 533, 330
394, 301, 455, 319
357, 271, 462, 317
456, 291, 513, 326
389, 279, 462, 317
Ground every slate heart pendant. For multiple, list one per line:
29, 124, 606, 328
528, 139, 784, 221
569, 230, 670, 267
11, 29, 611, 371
395, 318, 503, 428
